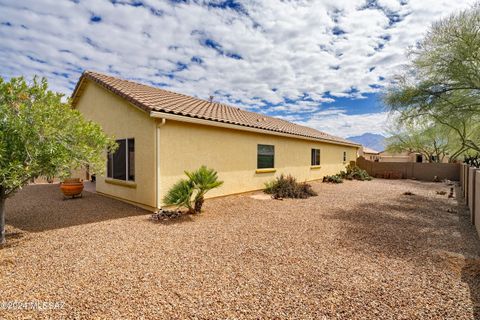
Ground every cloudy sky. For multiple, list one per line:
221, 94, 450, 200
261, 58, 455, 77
0, 0, 475, 137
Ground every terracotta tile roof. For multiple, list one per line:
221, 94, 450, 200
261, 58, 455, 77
72, 71, 359, 146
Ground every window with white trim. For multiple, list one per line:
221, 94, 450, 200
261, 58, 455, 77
107, 138, 135, 181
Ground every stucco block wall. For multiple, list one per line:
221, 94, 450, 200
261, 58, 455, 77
464, 164, 469, 199
460, 164, 464, 191
414, 163, 460, 181
460, 165, 480, 239
468, 168, 477, 224
75, 81, 157, 209
158, 120, 357, 203
476, 170, 480, 236
357, 157, 460, 181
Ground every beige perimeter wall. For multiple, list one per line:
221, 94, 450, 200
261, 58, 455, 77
158, 120, 357, 203
357, 156, 460, 181
462, 164, 480, 239
475, 170, 480, 237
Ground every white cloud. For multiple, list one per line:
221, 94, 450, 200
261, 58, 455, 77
0, 0, 475, 137
297, 109, 391, 138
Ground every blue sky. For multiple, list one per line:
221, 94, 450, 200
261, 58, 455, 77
0, 0, 475, 137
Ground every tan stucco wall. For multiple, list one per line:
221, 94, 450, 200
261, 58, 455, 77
468, 167, 477, 224
158, 120, 357, 203
74, 80, 157, 210
357, 156, 460, 181
379, 151, 415, 162
363, 152, 380, 161
475, 170, 480, 236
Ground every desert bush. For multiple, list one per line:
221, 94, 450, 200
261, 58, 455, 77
296, 182, 318, 198
163, 166, 223, 213
264, 180, 276, 194
264, 174, 317, 199
322, 174, 343, 183
339, 164, 372, 181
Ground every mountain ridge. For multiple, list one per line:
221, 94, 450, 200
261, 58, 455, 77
347, 133, 386, 152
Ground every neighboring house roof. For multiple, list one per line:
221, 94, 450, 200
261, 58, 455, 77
362, 147, 380, 154
72, 71, 359, 147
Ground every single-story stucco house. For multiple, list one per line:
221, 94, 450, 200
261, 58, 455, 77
378, 151, 450, 163
359, 146, 380, 162
72, 71, 360, 211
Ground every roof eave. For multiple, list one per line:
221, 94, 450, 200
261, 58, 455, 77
70, 73, 87, 108
71, 71, 360, 148
150, 111, 360, 148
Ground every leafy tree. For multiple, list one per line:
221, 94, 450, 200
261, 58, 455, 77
385, 120, 466, 162
163, 166, 223, 214
0, 76, 116, 244
464, 152, 480, 167
385, 4, 480, 156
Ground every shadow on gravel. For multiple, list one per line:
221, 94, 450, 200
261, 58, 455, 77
454, 186, 480, 319
1, 228, 27, 250
323, 184, 480, 317
5, 184, 149, 233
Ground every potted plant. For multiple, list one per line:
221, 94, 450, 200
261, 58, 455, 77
60, 177, 84, 199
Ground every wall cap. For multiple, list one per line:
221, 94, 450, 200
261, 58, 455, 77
255, 168, 276, 174
105, 178, 137, 188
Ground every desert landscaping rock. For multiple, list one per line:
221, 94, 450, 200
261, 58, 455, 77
1, 180, 479, 319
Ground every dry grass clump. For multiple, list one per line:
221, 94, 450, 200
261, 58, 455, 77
323, 164, 372, 183
264, 174, 317, 199
340, 164, 372, 181
322, 174, 343, 183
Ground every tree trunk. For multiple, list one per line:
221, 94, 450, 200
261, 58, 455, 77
194, 197, 204, 214
0, 189, 5, 246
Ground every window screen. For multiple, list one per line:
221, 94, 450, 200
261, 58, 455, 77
257, 144, 275, 169
128, 139, 135, 181
311, 149, 320, 165
107, 138, 135, 181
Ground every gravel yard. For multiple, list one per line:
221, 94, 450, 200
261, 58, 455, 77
1, 179, 480, 319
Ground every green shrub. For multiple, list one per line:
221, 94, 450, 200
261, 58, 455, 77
163, 179, 195, 213
323, 164, 371, 183
264, 174, 317, 199
322, 174, 343, 183
185, 166, 224, 213
264, 180, 276, 194
339, 164, 372, 181
163, 166, 223, 214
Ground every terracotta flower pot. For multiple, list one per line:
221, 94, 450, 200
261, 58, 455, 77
60, 178, 84, 198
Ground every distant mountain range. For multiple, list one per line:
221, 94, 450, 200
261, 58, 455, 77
347, 133, 386, 152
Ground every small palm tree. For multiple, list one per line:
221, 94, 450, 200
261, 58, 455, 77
162, 179, 195, 214
185, 166, 223, 213
162, 166, 223, 214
